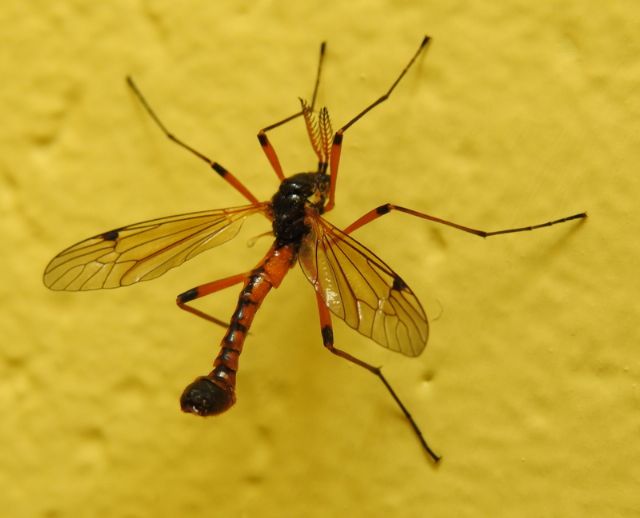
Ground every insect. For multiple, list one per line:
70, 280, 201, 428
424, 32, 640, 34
44, 36, 586, 463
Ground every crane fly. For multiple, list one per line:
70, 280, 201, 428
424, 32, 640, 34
44, 36, 586, 463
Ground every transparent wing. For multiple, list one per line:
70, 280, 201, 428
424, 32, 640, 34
298, 216, 428, 357
44, 204, 268, 291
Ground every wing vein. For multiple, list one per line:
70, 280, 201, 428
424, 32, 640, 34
298, 215, 428, 356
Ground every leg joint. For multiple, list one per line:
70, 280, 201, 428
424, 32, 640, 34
177, 287, 198, 304
211, 162, 227, 176
321, 325, 334, 347
376, 203, 391, 215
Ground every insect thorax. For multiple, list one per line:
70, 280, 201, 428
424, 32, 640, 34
271, 172, 329, 247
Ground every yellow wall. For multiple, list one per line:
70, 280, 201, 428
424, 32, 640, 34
2, 1, 638, 516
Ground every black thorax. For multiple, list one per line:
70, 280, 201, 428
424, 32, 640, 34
271, 172, 329, 247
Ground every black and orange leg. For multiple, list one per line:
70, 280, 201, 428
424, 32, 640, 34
326, 36, 431, 211
314, 291, 440, 463
126, 77, 260, 205
342, 203, 587, 237
176, 272, 248, 329
257, 42, 327, 181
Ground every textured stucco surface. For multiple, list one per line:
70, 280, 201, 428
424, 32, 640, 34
1, 1, 638, 517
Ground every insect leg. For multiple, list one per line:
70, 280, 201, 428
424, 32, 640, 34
126, 77, 260, 205
342, 204, 587, 237
326, 36, 431, 211
314, 291, 440, 463
176, 272, 248, 329
257, 42, 327, 181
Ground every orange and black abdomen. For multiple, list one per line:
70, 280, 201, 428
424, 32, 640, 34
180, 244, 296, 416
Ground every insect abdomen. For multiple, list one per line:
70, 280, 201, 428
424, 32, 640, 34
180, 244, 295, 416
